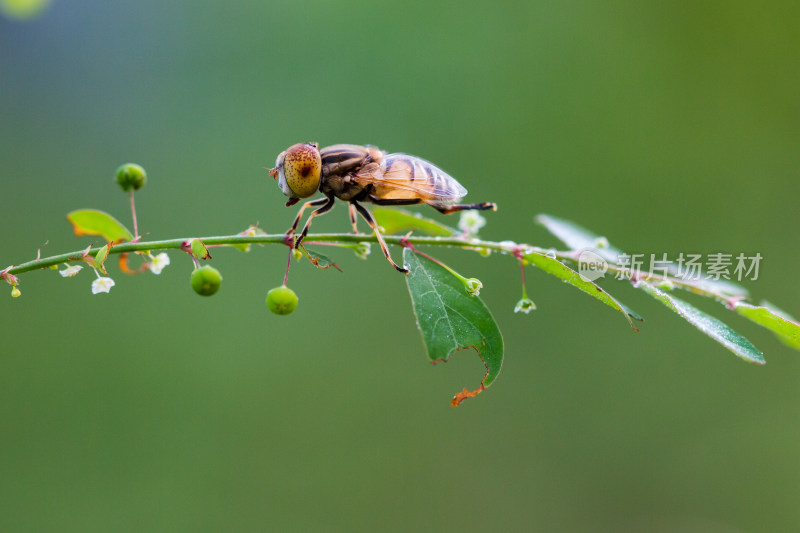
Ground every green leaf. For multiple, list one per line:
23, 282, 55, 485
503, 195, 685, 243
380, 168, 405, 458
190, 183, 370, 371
522, 251, 643, 329
189, 239, 211, 259
638, 281, 765, 364
67, 209, 133, 243
534, 214, 751, 299
336, 242, 371, 260
300, 247, 342, 271
373, 208, 457, 236
732, 301, 800, 349
93, 244, 111, 274
403, 248, 503, 406
535, 214, 622, 262
679, 278, 750, 299
229, 242, 251, 252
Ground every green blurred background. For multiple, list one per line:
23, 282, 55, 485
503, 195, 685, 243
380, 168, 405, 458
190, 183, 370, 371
1, 1, 799, 531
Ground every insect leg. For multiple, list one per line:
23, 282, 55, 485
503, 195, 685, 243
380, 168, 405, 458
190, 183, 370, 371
368, 197, 424, 207
295, 196, 336, 248
348, 203, 359, 234
352, 201, 409, 274
431, 202, 497, 215
288, 197, 329, 235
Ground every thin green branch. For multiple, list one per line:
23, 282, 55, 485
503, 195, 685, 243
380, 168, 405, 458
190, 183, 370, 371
2, 232, 738, 304
4, 233, 525, 276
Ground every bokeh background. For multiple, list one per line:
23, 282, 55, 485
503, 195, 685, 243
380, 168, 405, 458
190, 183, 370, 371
1, 1, 799, 531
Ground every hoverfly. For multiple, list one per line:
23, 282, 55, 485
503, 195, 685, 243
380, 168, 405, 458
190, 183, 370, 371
269, 143, 496, 273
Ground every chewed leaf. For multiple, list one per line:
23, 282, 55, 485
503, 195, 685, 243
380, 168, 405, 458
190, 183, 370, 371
374, 208, 457, 236
535, 214, 622, 262
522, 250, 642, 329
733, 301, 800, 349
638, 281, 765, 364
403, 248, 503, 406
301, 247, 342, 271
67, 210, 133, 243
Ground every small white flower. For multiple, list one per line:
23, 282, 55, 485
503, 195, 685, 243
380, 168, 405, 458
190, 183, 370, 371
91, 276, 115, 294
458, 211, 487, 236
59, 264, 83, 278
149, 253, 171, 275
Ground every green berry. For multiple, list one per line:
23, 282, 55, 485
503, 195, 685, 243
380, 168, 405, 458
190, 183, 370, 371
191, 265, 222, 296
115, 163, 147, 192
266, 285, 298, 315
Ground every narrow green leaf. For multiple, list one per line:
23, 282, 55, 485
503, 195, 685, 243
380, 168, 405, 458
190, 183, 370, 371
67, 209, 133, 243
679, 278, 750, 299
733, 301, 800, 349
535, 214, 751, 299
403, 248, 503, 406
522, 251, 642, 329
638, 281, 765, 364
301, 247, 342, 271
374, 208, 457, 236
535, 214, 622, 262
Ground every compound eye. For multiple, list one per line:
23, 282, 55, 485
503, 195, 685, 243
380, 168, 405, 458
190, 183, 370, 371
283, 143, 321, 198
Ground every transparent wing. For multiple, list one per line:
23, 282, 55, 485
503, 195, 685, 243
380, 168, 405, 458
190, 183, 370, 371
353, 153, 467, 201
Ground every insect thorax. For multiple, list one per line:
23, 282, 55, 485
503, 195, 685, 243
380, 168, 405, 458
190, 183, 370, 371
321, 172, 369, 201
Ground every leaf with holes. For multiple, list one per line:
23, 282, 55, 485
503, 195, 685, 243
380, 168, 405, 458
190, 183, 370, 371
403, 248, 503, 406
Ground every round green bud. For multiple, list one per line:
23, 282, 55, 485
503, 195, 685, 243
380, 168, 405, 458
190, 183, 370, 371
191, 265, 222, 296
266, 285, 298, 315
115, 163, 147, 192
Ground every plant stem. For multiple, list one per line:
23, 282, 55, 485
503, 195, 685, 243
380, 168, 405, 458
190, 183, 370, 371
1, 232, 738, 303
4, 233, 518, 275
282, 247, 292, 286
519, 261, 529, 299
130, 191, 139, 239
